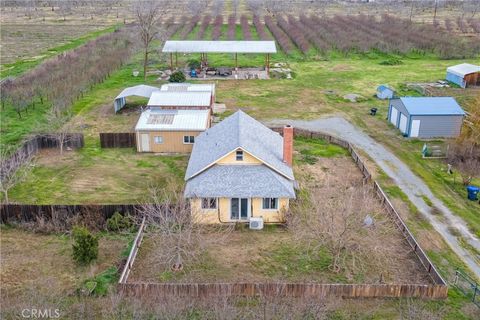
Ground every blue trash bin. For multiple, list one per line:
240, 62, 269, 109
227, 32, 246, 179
190, 69, 198, 78
466, 185, 480, 201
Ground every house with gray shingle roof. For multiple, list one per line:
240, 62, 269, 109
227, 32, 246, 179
184, 110, 296, 223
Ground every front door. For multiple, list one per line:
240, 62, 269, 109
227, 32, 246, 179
230, 198, 250, 221
399, 114, 408, 134
410, 120, 421, 138
140, 133, 150, 152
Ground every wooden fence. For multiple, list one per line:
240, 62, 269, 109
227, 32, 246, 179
0, 204, 138, 224
372, 182, 446, 285
119, 216, 146, 284
118, 282, 448, 299
117, 127, 447, 299
100, 132, 136, 148
1, 134, 84, 177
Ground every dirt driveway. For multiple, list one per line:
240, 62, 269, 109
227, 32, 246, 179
268, 117, 480, 280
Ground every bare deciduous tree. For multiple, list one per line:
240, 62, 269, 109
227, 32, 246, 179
134, 0, 162, 81
447, 141, 480, 186
139, 188, 233, 271
0, 146, 33, 203
288, 174, 398, 276
42, 104, 77, 155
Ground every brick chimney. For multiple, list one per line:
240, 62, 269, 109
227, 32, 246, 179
283, 125, 293, 166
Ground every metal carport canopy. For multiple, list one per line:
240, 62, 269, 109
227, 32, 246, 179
162, 40, 277, 53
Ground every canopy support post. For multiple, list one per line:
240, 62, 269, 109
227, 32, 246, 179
235, 53, 238, 70
266, 53, 270, 73
175, 52, 178, 68
170, 53, 173, 71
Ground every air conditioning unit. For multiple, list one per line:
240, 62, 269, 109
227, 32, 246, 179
249, 217, 264, 230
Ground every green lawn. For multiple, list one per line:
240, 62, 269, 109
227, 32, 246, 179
8, 140, 187, 204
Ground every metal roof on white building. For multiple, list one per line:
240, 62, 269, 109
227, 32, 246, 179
446, 63, 480, 77
160, 83, 215, 96
115, 84, 159, 100
147, 91, 212, 107
135, 109, 210, 131
114, 84, 160, 113
162, 41, 277, 53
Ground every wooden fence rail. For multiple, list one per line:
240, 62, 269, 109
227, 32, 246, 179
1, 134, 84, 177
117, 127, 447, 299
99, 132, 136, 148
118, 282, 448, 299
0, 204, 139, 223
119, 216, 146, 284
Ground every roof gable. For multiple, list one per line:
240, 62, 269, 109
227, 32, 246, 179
185, 111, 294, 181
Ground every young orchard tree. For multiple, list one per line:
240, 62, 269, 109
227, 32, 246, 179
0, 146, 33, 204
134, 0, 162, 81
139, 188, 233, 271
42, 102, 77, 155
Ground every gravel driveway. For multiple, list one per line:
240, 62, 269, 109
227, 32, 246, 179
268, 117, 480, 279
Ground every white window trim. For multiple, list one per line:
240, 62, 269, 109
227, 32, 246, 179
183, 135, 195, 144
154, 136, 164, 144
229, 198, 251, 220
262, 198, 279, 210
235, 150, 244, 161
201, 197, 217, 210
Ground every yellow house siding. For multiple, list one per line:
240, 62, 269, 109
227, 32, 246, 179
251, 198, 289, 223
136, 130, 202, 153
216, 149, 262, 165
190, 197, 289, 224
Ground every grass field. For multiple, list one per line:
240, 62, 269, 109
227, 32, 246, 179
7, 144, 187, 204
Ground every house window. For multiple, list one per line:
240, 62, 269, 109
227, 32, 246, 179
236, 150, 243, 161
183, 136, 195, 144
262, 198, 278, 210
201, 198, 217, 209
154, 136, 163, 144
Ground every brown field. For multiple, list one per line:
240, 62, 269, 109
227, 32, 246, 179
129, 155, 431, 285
0, 227, 128, 294
0, 24, 107, 65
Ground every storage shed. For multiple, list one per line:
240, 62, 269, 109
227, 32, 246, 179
135, 108, 211, 153
114, 85, 159, 113
446, 63, 480, 88
388, 97, 465, 138
376, 85, 394, 99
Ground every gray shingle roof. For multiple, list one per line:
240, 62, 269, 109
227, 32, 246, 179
184, 165, 295, 198
184, 110, 294, 180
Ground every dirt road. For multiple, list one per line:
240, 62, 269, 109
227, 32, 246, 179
269, 117, 480, 279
